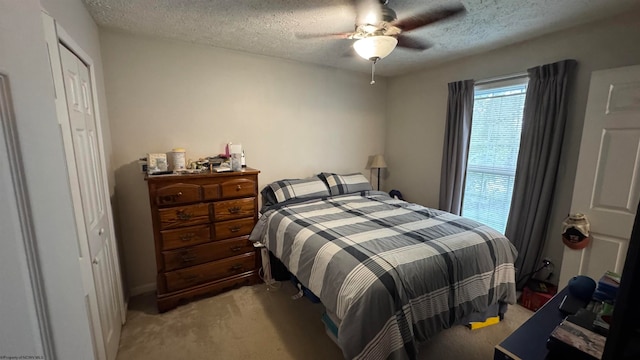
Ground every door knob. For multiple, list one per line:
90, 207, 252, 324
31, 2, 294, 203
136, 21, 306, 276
98, 228, 105, 236
93, 258, 99, 265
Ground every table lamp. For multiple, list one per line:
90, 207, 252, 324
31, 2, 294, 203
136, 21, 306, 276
370, 154, 387, 191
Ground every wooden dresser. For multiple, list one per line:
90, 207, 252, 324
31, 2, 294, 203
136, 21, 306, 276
145, 168, 261, 312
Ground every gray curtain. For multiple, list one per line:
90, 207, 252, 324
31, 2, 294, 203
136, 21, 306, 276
505, 59, 577, 289
439, 79, 474, 215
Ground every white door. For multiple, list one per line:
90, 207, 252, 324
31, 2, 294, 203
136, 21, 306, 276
559, 64, 640, 287
59, 45, 121, 360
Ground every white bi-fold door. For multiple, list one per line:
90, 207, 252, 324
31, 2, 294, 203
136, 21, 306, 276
42, 13, 124, 360
58, 45, 122, 360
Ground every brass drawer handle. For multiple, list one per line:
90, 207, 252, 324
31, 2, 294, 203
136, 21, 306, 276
228, 206, 241, 214
236, 185, 242, 191
230, 246, 242, 252
181, 253, 197, 263
161, 191, 184, 203
177, 210, 193, 220
229, 226, 241, 233
179, 233, 195, 242
231, 264, 243, 271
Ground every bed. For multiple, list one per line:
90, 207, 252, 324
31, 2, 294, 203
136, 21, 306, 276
250, 173, 518, 360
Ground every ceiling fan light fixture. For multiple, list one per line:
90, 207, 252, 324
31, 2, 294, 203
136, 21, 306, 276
353, 35, 398, 61
362, 24, 379, 34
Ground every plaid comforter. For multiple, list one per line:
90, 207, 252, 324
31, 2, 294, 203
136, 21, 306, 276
250, 191, 517, 360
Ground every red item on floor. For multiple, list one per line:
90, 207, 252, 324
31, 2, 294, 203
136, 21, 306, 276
520, 281, 558, 312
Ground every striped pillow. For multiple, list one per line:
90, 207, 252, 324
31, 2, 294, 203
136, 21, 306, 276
268, 176, 330, 204
318, 172, 372, 196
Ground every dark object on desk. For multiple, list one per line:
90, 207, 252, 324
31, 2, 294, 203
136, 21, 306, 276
567, 309, 597, 332
547, 319, 605, 360
566, 307, 611, 337
559, 294, 589, 315
568, 275, 596, 301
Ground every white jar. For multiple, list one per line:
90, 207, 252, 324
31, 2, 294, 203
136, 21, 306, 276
169, 148, 186, 171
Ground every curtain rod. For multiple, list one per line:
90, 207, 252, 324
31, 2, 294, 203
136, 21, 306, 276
475, 72, 528, 86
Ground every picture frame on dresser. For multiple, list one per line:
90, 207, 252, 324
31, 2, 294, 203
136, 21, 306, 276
145, 168, 261, 312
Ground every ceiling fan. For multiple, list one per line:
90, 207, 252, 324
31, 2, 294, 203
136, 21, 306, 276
297, 0, 466, 84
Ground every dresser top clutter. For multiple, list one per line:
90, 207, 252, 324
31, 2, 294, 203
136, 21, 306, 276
145, 168, 261, 312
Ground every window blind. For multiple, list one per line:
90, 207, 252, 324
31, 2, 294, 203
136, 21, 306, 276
462, 82, 528, 233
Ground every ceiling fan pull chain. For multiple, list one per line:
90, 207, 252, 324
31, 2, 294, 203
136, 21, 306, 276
370, 58, 377, 85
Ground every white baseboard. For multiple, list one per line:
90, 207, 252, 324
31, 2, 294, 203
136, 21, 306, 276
129, 283, 156, 297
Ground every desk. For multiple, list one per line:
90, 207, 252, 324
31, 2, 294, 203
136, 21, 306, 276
494, 287, 569, 360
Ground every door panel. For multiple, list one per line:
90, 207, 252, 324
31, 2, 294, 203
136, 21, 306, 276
560, 65, 640, 287
592, 129, 640, 212
60, 45, 120, 360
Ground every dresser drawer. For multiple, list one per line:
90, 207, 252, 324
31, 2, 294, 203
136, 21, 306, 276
220, 178, 256, 199
202, 183, 221, 201
162, 236, 254, 271
214, 217, 255, 240
155, 183, 201, 206
164, 253, 256, 292
213, 197, 256, 221
158, 203, 210, 230
160, 225, 211, 251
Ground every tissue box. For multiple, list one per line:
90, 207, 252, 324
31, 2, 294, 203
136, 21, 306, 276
147, 153, 168, 174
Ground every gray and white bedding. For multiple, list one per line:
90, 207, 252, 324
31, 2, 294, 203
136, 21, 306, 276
250, 191, 517, 360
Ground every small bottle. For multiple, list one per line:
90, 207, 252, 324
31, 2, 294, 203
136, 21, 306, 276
241, 150, 246, 168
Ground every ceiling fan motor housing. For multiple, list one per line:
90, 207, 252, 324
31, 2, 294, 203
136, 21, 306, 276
380, 4, 397, 23
357, 0, 397, 27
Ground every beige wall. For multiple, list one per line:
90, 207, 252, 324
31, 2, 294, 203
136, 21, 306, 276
100, 30, 388, 294
385, 11, 640, 285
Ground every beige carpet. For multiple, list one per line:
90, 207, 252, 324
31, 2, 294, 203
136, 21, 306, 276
117, 282, 532, 360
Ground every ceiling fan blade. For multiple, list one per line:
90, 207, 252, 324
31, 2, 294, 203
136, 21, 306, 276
390, 4, 466, 32
396, 35, 431, 51
295, 32, 354, 40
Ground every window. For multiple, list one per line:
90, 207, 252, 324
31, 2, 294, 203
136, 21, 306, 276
461, 79, 528, 233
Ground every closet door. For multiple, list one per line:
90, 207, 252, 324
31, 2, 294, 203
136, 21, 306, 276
59, 44, 121, 360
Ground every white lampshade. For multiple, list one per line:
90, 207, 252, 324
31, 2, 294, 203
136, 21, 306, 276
370, 154, 387, 169
353, 36, 398, 61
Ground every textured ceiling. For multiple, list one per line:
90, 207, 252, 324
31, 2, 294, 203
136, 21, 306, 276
83, 0, 640, 77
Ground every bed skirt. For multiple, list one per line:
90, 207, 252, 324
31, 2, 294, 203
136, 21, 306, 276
321, 302, 510, 352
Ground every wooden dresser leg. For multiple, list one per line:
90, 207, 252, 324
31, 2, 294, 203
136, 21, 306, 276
157, 296, 179, 313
